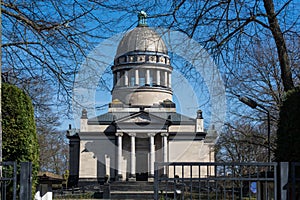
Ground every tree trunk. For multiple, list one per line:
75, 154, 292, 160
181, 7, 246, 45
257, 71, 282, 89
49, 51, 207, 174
0, 3, 3, 185
263, 0, 295, 92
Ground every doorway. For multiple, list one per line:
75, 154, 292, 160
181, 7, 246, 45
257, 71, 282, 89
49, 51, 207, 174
135, 138, 148, 181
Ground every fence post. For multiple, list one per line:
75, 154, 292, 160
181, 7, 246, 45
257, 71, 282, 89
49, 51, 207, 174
103, 183, 110, 199
154, 162, 158, 200
20, 162, 32, 200
13, 162, 17, 200
278, 162, 289, 200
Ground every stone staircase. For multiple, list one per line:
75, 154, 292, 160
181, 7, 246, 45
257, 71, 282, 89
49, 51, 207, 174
109, 181, 154, 199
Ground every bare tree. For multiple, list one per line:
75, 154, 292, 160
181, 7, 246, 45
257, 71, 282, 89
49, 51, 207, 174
38, 128, 68, 175
2, 0, 111, 112
216, 122, 271, 162
215, 31, 300, 161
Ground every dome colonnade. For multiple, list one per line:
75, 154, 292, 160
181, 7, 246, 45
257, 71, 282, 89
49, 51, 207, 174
111, 19, 173, 107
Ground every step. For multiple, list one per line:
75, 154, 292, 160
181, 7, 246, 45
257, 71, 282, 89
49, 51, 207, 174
109, 181, 154, 199
110, 181, 154, 191
110, 191, 154, 200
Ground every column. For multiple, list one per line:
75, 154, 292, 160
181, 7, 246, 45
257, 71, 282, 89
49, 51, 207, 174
120, 71, 124, 86
116, 132, 123, 180
156, 70, 160, 85
129, 70, 133, 86
145, 69, 150, 86
168, 72, 172, 87
129, 133, 136, 180
124, 70, 129, 86
148, 133, 156, 179
164, 71, 168, 87
116, 71, 121, 86
135, 69, 139, 86
161, 133, 169, 175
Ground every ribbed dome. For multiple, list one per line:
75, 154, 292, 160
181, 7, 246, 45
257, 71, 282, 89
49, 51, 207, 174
115, 26, 167, 58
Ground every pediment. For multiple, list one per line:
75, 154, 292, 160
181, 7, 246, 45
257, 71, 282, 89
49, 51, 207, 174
115, 111, 168, 125
124, 115, 151, 123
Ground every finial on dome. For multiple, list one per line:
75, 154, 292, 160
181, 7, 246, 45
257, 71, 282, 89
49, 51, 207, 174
138, 10, 148, 27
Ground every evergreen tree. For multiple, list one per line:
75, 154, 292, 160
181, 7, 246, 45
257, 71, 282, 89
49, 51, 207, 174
276, 87, 300, 161
2, 83, 39, 194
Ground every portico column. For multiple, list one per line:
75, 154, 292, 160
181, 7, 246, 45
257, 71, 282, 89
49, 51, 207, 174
129, 133, 136, 180
116, 132, 123, 180
135, 69, 139, 86
148, 133, 156, 179
161, 133, 169, 175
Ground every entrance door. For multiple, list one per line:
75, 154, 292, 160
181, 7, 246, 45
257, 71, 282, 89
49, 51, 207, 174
136, 138, 148, 181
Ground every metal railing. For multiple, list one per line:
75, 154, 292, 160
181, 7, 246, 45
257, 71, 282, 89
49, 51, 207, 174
0, 161, 17, 200
290, 162, 300, 200
154, 162, 278, 200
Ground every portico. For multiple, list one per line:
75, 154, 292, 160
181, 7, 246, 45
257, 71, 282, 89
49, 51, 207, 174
113, 111, 170, 181
115, 132, 156, 181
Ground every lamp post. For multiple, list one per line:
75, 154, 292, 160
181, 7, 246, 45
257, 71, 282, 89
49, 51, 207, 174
239, 96, 271, 162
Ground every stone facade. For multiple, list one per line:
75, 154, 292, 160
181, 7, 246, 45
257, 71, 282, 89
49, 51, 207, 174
67, 13, 217, 186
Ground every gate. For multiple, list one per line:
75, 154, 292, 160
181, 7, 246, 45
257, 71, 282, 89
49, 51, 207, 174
0, 161, 17, 200
0, 161, 32, 200
154, 162, 277, 200
290, 162, 300, 200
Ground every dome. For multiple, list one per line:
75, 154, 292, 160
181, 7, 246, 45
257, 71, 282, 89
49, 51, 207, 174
115, 26, 168, 58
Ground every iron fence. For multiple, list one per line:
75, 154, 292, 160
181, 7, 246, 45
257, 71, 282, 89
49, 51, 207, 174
154, 162, 278, 200
290, 162, 300, 200
0, 161, 17, 200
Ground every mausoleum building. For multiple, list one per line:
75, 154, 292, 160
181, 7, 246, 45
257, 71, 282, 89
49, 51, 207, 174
67, 13, 217, 186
